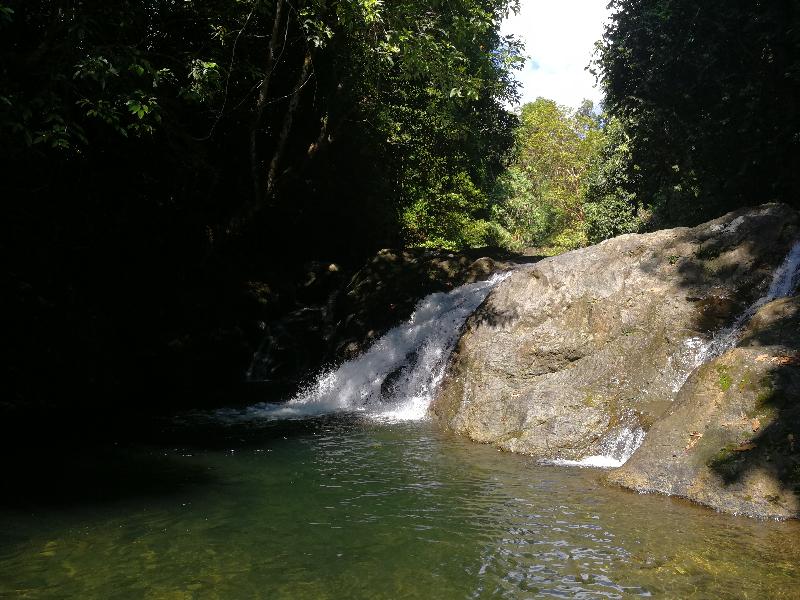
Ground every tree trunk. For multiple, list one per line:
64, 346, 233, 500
250, 0, 286, 203
227, 48, 313, 234
265, 50, 313, 197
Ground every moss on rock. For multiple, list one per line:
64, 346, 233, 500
607, 296, 800, 519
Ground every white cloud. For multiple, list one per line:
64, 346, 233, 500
501, 0, 610, 109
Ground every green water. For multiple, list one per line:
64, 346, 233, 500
1, 416, 798, 599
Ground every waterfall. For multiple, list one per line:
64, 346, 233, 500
211, 242, 800, 468
215, 271, 512, 423
677, 240, 800, 384
550, 426, 647, 469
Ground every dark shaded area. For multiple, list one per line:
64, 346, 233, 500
0, 0, 521, 446
636, 206, 800, 333
0, 411, 364, 510
1, 447, 218, 509
164, 411, 364, 450
470, 296, 521, 330
598, 0, 800, 227
708, 369, 800, 495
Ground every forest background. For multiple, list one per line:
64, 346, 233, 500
2, 0, 798, 425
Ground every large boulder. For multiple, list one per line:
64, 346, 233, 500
432, 204, 799, 464
607, 297, 800, 519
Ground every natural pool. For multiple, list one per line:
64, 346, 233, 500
1, 416, 798, 599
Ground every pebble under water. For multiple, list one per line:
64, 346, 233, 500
1, 416, 798, 599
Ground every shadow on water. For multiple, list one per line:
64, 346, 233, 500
0, 397, 369, 510
161, 411, 362, 450
1, 448, 218, 509
1, 412, 364, 510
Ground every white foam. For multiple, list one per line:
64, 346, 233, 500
550, 455, 628, 469
667, 336, 709, 392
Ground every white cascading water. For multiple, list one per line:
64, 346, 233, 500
214, 241, 800, 469
550, 426, 647, 469
216, 271, 512, 423
676, 240, 800, 386
697, 240, 800, 361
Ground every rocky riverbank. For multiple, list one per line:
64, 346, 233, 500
432, 203, 800, 518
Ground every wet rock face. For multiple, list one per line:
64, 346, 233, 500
608, 297, 800, 519
432, 204, 799, 467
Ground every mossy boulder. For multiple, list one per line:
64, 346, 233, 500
608, 297, 800, 519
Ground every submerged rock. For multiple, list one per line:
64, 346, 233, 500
432, 204, 799, 476
608, 297, 800, 519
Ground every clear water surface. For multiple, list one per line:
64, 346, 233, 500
1, 416, 798, 599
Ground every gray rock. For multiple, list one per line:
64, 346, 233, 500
432, 204, 799, 468
608, 296, 800, 519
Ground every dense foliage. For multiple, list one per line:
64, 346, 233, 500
595, 0, 800, 226
582, 116, 642, 244
1, 0, 522, 416
483, 0, 800, 250
7, 0, 798, 426
489, 98, 610, 252
2, 0, 523, 248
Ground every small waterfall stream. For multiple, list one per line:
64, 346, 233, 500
692, 240, 800, 364
217, 271, 512, 423
665, 241, 800, 395
549, 426, 647, 469
571, 240, 800, 468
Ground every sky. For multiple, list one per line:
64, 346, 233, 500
501, 0, 611, 110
